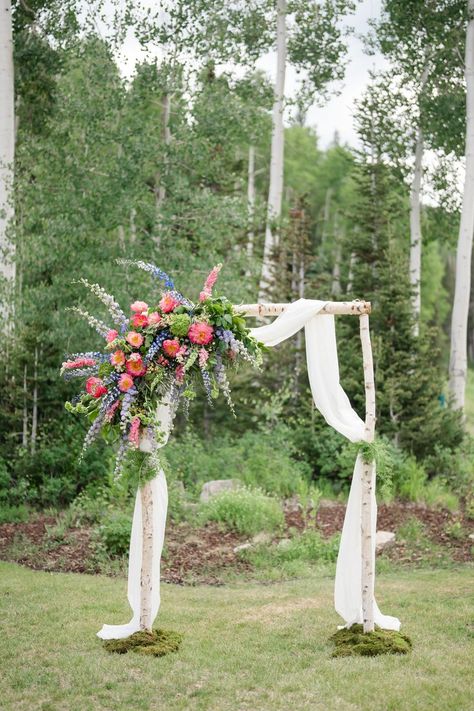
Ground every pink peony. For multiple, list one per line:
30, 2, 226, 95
147, 311, 162, 326
118, 372, 134, 392
126, 353, 147, 377
106, 329, 119, 343
159, 292, 180, 313
126, 331, 144, 348
110, 350, 125, 367
163, 339, 181, 358
130, 300, 148, 313
86, 377, 107, 398
188, 322, 214, 345
131, 313, 149, 328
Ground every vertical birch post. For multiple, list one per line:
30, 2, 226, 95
139, 479, 153, 632
359, 312, 376, 633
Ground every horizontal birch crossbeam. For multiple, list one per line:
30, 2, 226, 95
234, 300, 371, 317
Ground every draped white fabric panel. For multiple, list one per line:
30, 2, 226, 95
97, 400, 174, 640
250, 299, 400, 630
98, 297, 400, 639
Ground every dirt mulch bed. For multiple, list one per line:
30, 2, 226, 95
0, 501, 472, 583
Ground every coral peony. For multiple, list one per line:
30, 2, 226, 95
132, 313, 149, 328
126, 353, 147, 376
147, 311, 162, 326
130, 300, 148, 313
188, 322, 214, 345
110, 350, 125, 367
118, 372, 134, 392
162, 339, 181, 358
106, 329, 119, 343
159, 292, 180, 313
126, 331, 144, 348
86, 377, 107, 398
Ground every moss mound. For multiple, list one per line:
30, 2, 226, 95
103, 628, 183, 657
329, 624, 412, 658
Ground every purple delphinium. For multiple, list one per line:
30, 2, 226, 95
116, 259, 175, 289
145, 329, 170, 364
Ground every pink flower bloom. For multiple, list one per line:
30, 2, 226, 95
131, 313, 149, 328
163, 339, 181, 358
159, 292, 180, 313
130, 300, 148, 313
199, 264, 222, 301
126, 331, 144, 348
129, 416, 141, 448
126, 353, 146, 377
110, 350, 125, 367
118, 372, 134, 392
157, 355, 170, 367
106, 329, 119, 343
147, 311, 162, 326
199, 348, 209, 367
188, 322, 214, 345
62, 357, 96, 370
175, 365, 185, 384
105, 399, 121, 422
86, 377, 107, 398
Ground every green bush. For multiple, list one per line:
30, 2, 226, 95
0, 504, 29, 524
199, 487, 284, 536
98, 511, 132, 556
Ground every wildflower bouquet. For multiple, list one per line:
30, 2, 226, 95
61, 261, 263, 477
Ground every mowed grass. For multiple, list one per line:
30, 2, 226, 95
0, 563, 473, 711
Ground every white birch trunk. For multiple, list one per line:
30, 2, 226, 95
409, 126, 423, 334
30, 346, 38, 455
246, 144, 256, 261
139, 479, 153, 632
22, 365, 28, 448
359, 313, 376, 633
0, 0, 15, 320
449, 0, 474, 410
259, 0, 286, 298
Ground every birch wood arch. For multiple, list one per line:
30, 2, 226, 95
98, 298, 401, 642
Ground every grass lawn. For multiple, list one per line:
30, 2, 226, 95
1, 563, 473, 711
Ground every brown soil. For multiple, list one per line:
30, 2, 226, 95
0, 501, 472, 584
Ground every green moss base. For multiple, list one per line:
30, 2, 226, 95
103, 628, 183, 657
329, 624, 412, 658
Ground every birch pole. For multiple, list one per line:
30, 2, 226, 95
246, 144, 256, 260
359, 313, 376, 633
259, 0, 287, 299
449, 0, 474, 410
0, 0, 15, 322
139, 479, 153, 632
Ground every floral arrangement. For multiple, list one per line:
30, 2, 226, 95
61, 261, 263, 477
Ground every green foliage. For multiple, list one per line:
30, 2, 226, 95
244, 529, 340, 566
199, 487, 284, 536
98, 511, 132, 557
330, 624, 412, 657
0, 505, 30, 524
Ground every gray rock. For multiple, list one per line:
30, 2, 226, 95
376, 530, 396, 553
277, 538, 292, 550
233, 542, 253, 554
199, 479, 240, 503
252, 531, 272, 545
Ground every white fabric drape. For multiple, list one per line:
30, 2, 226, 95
98, 297, 400, 639
97, 400, 175, 640
250, 299, 400, 630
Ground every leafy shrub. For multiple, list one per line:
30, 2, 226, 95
199, 487, 284, 536
98, 511, 132, 556
422, 479, 459, 511
268, 530, 340, 564
0, 504, 29, 524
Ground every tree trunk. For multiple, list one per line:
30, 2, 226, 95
0, 0, 15, 322
30, 346, 38, 454
259, 0, 286, 298
22, 365, 28, 448
449, 0, 474, 410
409, 125, 424, 334
139, 479, 153, 632
331, 211, 342, 296
154, 93, 171, 248
246, 144, 256, 261
359, 313, 376, 633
